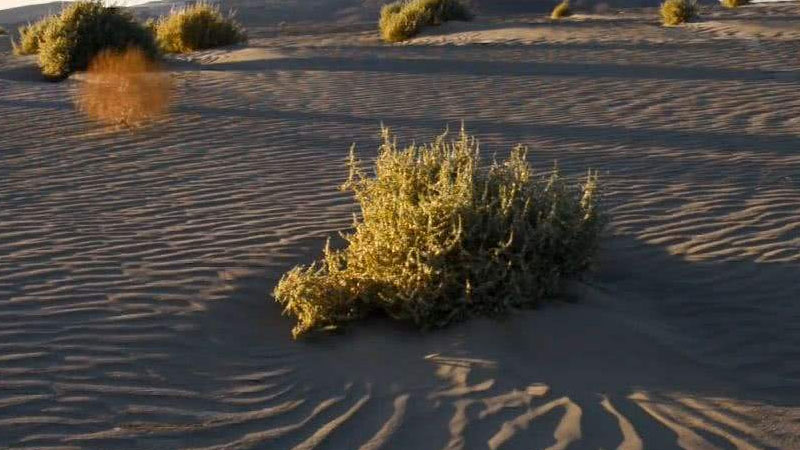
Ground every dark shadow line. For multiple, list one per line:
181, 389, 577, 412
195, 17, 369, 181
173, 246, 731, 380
0, 99, 72, 111
2, 99, 796, 156
197, 56, 796, 83
173, 104, 798, 155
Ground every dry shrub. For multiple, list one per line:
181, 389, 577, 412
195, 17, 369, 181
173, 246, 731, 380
21, 1, 157, 80
274, 127, 605, 338
155, 2, 246, 54
0, 26, 6, 36
12, 16, 55, 55
76, 47, 171, 127
379, 0, 472, 43
551, 1, 572, 19
721, 0, 748, 8
660, 0, 698, 26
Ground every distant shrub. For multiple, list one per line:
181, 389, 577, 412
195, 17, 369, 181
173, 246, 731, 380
12, 15, 55, 56
551, 1, 572, 19
273, 127, 605, 338
379, 0, 472, 43
721, 0, 748, 8
23, 1, 157, 80
660, 0, 698, 26
0, 26, 6, 36
76, 47, 172, 127
155, 2, 246, 54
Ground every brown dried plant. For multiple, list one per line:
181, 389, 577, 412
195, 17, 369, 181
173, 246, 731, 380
76, 47, 171, 128
660, 0, 698, 26
379, 0, 472, 43
155, 2, 246, 54
721, 0, 749, 8
551, 1, 572, 19
274, 127, 605, 338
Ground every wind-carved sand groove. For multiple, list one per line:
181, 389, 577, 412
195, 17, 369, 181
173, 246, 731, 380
1, 5, 800, 449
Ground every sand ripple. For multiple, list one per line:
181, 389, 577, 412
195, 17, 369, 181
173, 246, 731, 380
2, 4, 800, 448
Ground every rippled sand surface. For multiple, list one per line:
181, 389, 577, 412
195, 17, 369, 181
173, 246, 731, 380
1, 3, 799, 449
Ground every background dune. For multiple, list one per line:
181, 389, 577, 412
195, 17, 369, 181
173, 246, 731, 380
1, 1, 800, 448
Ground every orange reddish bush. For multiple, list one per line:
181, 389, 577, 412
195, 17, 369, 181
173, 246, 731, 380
76, 47, 171, 127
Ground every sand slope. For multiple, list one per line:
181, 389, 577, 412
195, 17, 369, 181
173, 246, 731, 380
1, 3, 800, 449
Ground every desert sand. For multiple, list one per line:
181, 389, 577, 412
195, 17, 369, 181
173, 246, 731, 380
1, 1, 799, 449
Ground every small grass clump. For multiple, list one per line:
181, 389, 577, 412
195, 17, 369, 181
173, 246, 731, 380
379, 0, 472, 43
12, 16, 55, 55
273, 127, 605, 338
76, 47, 172, 128
660, 0, 698, 26
16, 1, 157, 80
721, 0, 748, 8
550, 1, 573, 19
154, 2, 246, 54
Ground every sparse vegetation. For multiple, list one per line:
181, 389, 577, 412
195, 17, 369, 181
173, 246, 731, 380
551, 1, 572, 19
379, 0, 472, 43
660, 0, 698, 26
13, 16, 55, 56
15, 1, 157, 80
0, 26, 6, 36
76, 47, 172, 127
154, 2, 246, 54
721, 0, 748, 8
273, 127, 605, 338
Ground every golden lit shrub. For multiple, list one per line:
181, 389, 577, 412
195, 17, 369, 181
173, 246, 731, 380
155, 2, 246, 54
76, 47, 171, 127
274, 127, 605, 338
721, 0, 748, 8
551, 1, 572, 19
379, 0, 472, 43
31, 1, 157, 80
660, 0, 698, 26
12, 15, 55, 55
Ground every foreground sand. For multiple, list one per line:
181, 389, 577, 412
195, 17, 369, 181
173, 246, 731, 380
1, 3, 800, 449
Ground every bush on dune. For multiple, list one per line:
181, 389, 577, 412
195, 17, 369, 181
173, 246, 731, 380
379, 0, 472, 43
274, 127, 605, 338
76, 47, 172, 128
16, 1, 157, 80
12, 15, 55, 55
550, 1, 572, 19
154, 2, 246, 54
721, 0, 748, 8
660, 0, 698, 26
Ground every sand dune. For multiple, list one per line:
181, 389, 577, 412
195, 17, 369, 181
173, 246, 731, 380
1, 2, 800, 449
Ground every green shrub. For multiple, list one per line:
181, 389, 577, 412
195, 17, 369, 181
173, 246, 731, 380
27, 1, 157, 80
660, 0, 698, 26
12, 16, 55, 55
721, 0, 748, 8
273, 127, 605, 338
550, 1, 572, 19
154, 2, 246, 54
379, 0, 472, 43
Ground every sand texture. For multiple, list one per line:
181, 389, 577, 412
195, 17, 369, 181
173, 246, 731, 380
1, 2, 799, 449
